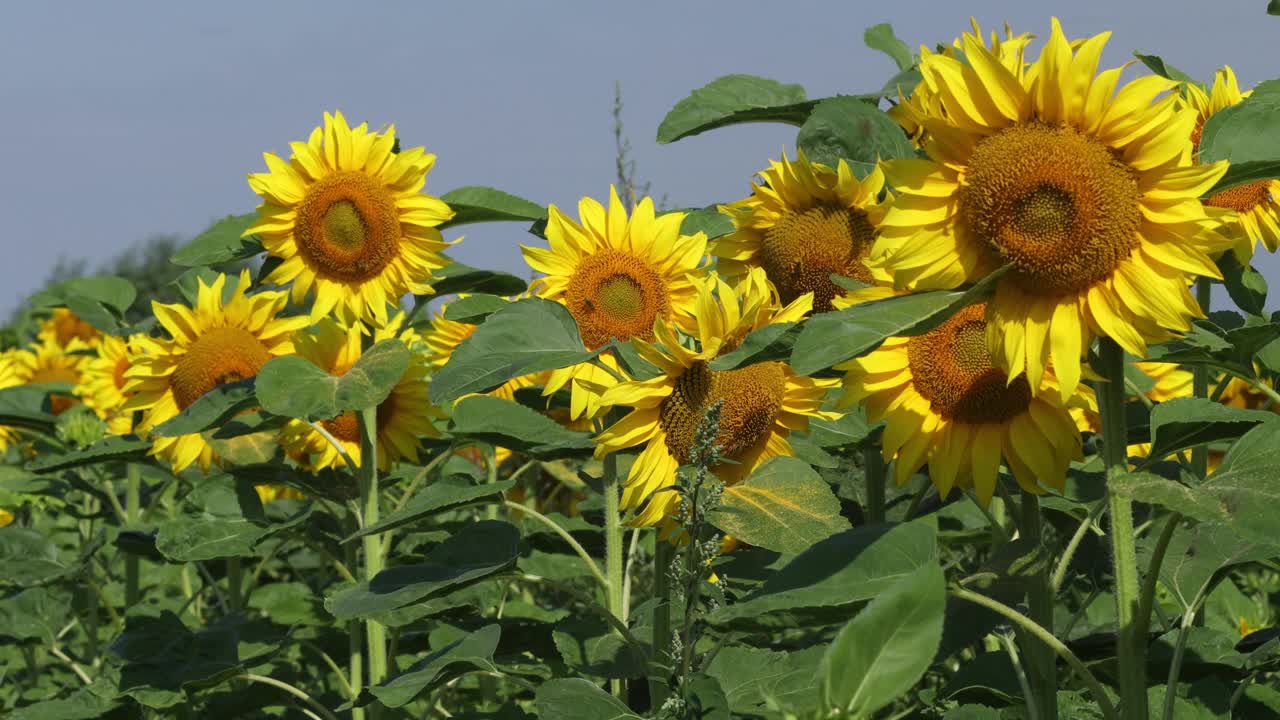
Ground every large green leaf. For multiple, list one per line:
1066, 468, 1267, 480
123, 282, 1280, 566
155, 516, 267, 562
257, 338, 408, 420
552, 616, 645, 680
171, 214, 263, 267
1145, 396, 1279, 462
345, 474, 515, 542
1155, 522, 1280, 613
705, 645, 825, 716
370, 624, 502, 707
326, 520, 520, 620
864, 23, 913, 71
656, 74, 813, 144
820, 562, 946, 717
1200, 80, 1280, 166
1209, 159, 1280, 194
679, 207, 735, 241
151, 379, 257, 437
708, 520, 937, 627
708, 322, 799, 371
448, 395, 594, 457
796, 95, 915, 177
442, 294, 508, 323
0, 587, 71, 644
1218, 252, 1268, 317
430, 298, 600, 403
27, 435, 151, 473
534, 678, 643, 719
0, 386, 56, 434
9, 688, 119, 720
29, 276, 137, 335
709, 456, 850, 554
0, 528, 70, 588
112, 611, 244, 696
439, 186, 547, 229
423, 260, 527, 298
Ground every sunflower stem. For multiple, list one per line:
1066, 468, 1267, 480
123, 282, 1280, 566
650, 535, 673, 708
1019, 493, 1057, 720
358, 403, 388, 712
346, 536, 366, 720
1191, 278, 1212, 477
602, 450, 626, 699
125, 463, 142, 607
863, 446, 886, 524
1098, 338, 1147, 720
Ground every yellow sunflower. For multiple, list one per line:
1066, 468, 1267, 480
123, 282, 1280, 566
1185, 66, 1280, 260
521, 186, 708, 420
245, 111, 455, 326
0, 349, 25, 453
715, 151, 888, 313
872, 19, 1232, 405
122, 270, 308, 473
278, 313, 443, 472
37, 308, 100, 348
0, 508, 12, 527
594, 268, 837, 527
0, 335, 92, 416
838, 296, 1092, 506
78, 334, 144, 436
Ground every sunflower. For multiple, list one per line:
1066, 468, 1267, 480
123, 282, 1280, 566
122, 270, 307, 473
78, 334, 143, 435
871, 19, 1232, 405
594, 268, 837, 527
0, 508, 11, 527
255, 485, 306, 503
0, 335, 92, 416
0, 349, 24, 454
245, 111, 454, 326
715, 151, 888, 313
1185, 66, 1280, 261
38, 308, 100, 348
278, 313, 442, 472
522, 186, 708, 420
838, 296, 1091, 506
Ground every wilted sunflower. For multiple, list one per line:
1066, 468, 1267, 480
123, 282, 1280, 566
122, 271, 307, 473
522, 186, 708, 419
838, 295, 1091, 506
872, 19, 1232, 403
246, 111, 454, 325
278, 313, 442, 472
716, 151, 887, 312
78, 334, 143, 435
38, 308, 100, 348
0, 335, 92, 416
594, 268, 837, 527
1185, 66, 1280, 260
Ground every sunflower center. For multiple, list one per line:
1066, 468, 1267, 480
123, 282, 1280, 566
907, 304, 1031, 423
112, 357, 130, 391
29, 366, 80, 415
322, 411, 361, 443
53, 313, 97, 346
659, 360, 786, 464
295, 171, 401, 283
762, 205, 877, 312
564, 250, 669, 350
961, 122, 1140, 295
1205, 180, 1273, 213
172, 327, 273, 410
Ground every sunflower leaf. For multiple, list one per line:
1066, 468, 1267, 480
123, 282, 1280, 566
535, 679, 644, 720
256, 339, 409, 420
344, 475, 515, 543
1218, 253, 1269, 316
442, 294, 507, 324
423, 260, 527, 298
709, 322, 799, 371
370, 625, 502, 708
1207, 160, 1280, 195
709, 456, 850, 554
150, 378, 257, 437
447, 395, 594, 458
1199, 79, 1280, 166
171, 214, 264, 267
864, 23, 914, 72
28, 276, 137, 335
438, 186, 547, 229
679, 207, 735, 240
657, 75, 813, 144
1145, 397, 1279, 463
27, 435, 151, 473
1133, 52, 1198, 85
796, 95, 915, 178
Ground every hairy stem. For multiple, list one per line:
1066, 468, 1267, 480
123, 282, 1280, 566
358, 404, 387, 704
1019, 494, 1057, 720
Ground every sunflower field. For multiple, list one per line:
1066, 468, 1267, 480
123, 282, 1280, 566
8, 15, 1280, 720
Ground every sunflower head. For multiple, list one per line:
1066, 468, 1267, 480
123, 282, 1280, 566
716, 151, 887, 313
78, 334, 145, 435
246, 111, 455, 325
2, 335, 92, 416
123, 270, 307, 473
38, 308, 100, 349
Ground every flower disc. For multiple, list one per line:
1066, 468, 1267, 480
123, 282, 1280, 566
907, 304, 1031, 423
172, 327, 272, 410
658, 360, 786, 463
761, 205, 877, 311
294, 171, 401, 283
565, 249, 670, 350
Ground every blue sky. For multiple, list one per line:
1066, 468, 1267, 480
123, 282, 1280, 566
2, 0, 1276, 316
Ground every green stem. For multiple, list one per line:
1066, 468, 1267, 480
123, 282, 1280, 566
1000, 632, 1039, 720
1191, 279, 1212, 476
1019, 494, 1057, 720
502, 500, 607, 590
346, 537, 365, 720
1051, 499, 1107, 593
602, 451, 625, 699
863, 447, 886, 524
650, 536, 673, 708
125, 464, 141, 607
1162, 610, 1197, 720
1137, 513, 1181, 645
1097, 339, 1147, 720
227, 557, 243, 612
358, 404, 388, 703
236, 673, 341, 720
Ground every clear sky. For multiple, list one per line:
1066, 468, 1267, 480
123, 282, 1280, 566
2, 0, 1276, 316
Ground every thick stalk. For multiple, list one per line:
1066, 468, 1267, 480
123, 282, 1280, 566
125, 463, 141, 607
863, 447, 886, 524
1191, 278, 1212, 477
346, 535, 366, 720
1019, 494, 1057, 720
358, 405, 388, 700
650, 537, 673, 707
1097, 339, 1147, 719
602, 451, 625, 698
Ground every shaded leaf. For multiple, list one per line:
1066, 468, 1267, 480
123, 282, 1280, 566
657, 75, 812, 144
346, 474, 515, 542
709, 456, 850, 554
553, 616, 645, 679
426, 261, 527, 298
1145, 396, 1278, 462
534, 678, 642, 719
0, 587, 70, 644
371, 624, 502, 707
0, 528, 70, 587
257, 339, 408, 420
150, 378, 257, 437
705, 645, 824, 716
1219, 252, 1268, 316
709, 322, 799, 371
27, 435, 150, 473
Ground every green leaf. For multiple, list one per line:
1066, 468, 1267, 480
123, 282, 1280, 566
1200, 80, 1280, 166
0, 587, 71, 644
0, 528, 70, 587
553, 616, 645, 679
1207, 159, 1280, 194
257, 338, 409, 420
1218, 252, 1268, 316
443, 294, 509, 323
708, 520, 937, 627
8, 688, 119, 720
686, 674, 731, 720
430, 298, 601, 403
151, 379, 257, 437
326, 520, 520, 620
247, 581, 328, 626
807, 407, 873, 448
709, 322, 799, 370
709, 456, 850, 554
26, 435, 151, 472
820, 562, 946, 717
155, 516, 267, 562
171, 214, 263, 267
1145, 396, 1279, 462
1156, 522, 1280, 613
345, 474, 516, 542
657, 74, 812, 144
705, 646, 825, 716
679, 207, 735, 240
425, 260, 528, 298
1271, 0, 1280, 15
439, 186, 547, 228
30, 276, 137, 334
1133, 52, 1197, 83
796, 95, 915, 177
864, 23, 914, 71
449, 396, 594, 457
112, 611, 244, 695
534, 678, 643, 719
0, 386, 56, 434
371, 624, 502, 707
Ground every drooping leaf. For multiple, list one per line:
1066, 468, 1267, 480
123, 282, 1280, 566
151, 379, 257, 437
345, 474, 515, 542
657, 75, 813, 144
820, 562, 946, 717
864, 23, 914, 71
257, 339, 408, 420
449, 396, 595, 457
430, 298, 601, 403
371, 624, 502, 707
534, 678, 643, 720
27, 435, 151, 473
1218, 252, 1268, 316
709, 456, 850, 554
1144, 396, 1279, 462
171, 214, 263, 267
796, 95, 915, 177
439, 186, 547, 228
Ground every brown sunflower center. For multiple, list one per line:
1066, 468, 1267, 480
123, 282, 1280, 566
295, 171, 401, 283
322, 411, 361, 443
564, 250, 669, 350
29, 366, 81, 415
1205, 180, 1274, 213
172, 327, 272, 410
961, 121, 1140, 295
112, 357, 131, 391
53, 313, 97, 346
659, 360, 786, 464
907, 304, 1031, 423
762, 205, 877, 312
